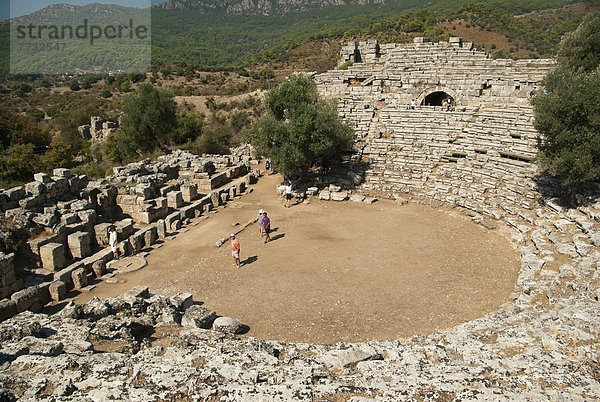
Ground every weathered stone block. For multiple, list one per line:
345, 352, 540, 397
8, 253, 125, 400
67, 231, 92, 259
143, 227, 158, 247
0, 298, 17, 321
40, 243, 66, 271
116, 219, 135, 238
49, 280, 67, 302
167, 191, 184, 209
181, 305, 216, 329
71, 268, 88, 289
53, 168, 72, 178
155, 219, 167, 238
129, 232, 145, 253
170, 293, 193, 311
125, 286, 149, 299
11, 286, 41, 313
34, 173, 51, 183
331, 191, 349, 201
94, 223, 112, 246
91, 260, 107, 277
212, 317, 244, 334
181, 184, 198, 203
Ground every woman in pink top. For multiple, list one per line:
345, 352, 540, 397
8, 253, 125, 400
230, 234, 240, 268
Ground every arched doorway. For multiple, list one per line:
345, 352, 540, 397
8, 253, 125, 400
422, 91, 452, 106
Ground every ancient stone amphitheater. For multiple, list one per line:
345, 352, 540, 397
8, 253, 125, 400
1, 39, 599, 400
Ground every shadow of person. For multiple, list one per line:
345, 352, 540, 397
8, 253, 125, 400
241, 255, 258, 266
271, 233, 285, 242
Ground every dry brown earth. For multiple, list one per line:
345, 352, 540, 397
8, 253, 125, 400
76, 173, 520, 344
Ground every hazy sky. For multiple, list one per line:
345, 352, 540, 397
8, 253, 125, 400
3, 0, 164, 20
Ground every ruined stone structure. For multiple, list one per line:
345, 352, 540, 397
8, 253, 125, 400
1, 41, 600, 399
78, 116, 118, 142
0, 150, 253, 322
315, 38, 555, 216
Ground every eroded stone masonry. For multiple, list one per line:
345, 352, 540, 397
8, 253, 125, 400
1, 39, 600, 400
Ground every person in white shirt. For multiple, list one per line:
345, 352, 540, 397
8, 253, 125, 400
284, 182, 293, 208
108, 226, 119, 260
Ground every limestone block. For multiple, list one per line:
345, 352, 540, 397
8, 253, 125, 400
331, 191, 348, 201
129, 232, 145, 253
181, 184, 198, 203
67, 232, 91, 259
316, 345, 382, 370
0, 298, 17, 321
25, 181, 45, 196
91, 260, 107, 277
319, 190, 331, 200
34, 173, 51, 183
61, 213, 80, 225
155, 219, 167, 238
181, 305, 216, 329
210, 192, 220, 207
11, 286, 42, 313
94, 223, 112, 246
350, 194, 366, 203
71, 268, 88, 289
116, 219, 135, 238
212, 317, 244, 335
53, 168, 72, 178
170, 293, 193, 311
48, 280, 67, 302
143, 227, 158, 247
220, 192, 229, 204
167, 191, 184, 209
126, 286, 149, 299
40, 243, 66, 271
5, 187, 25, 201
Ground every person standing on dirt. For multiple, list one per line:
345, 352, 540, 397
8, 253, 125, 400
230, 234, 241, 268
257, 209, 265, 237
262, 212, 271, 243
109, 226, 119, 260
265, 159, 270, 175
284, 182, 293, 208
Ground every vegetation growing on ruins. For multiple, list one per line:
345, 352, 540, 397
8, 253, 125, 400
533, 12, 600, 191
244, 74, 353, 181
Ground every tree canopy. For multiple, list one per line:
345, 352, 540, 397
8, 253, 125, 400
532, 12, 600, 189
121, 83, 177, 153
245, 73, 354, 180
105, 83, 177, 162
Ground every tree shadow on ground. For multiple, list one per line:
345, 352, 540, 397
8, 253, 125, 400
533, 171, 600, 208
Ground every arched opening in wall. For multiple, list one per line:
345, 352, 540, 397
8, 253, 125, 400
422, 91, 453, 107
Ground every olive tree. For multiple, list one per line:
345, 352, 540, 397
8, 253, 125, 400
245, 73, 354, 181
533, 13, 600, 192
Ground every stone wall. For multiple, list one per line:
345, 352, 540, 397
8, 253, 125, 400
315, 37, 552, 220
318, 37, 554, 107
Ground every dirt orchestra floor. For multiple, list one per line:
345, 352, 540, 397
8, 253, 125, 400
75, 173, 521, 345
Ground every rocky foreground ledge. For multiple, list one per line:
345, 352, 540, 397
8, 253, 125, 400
0, 282, 599, 401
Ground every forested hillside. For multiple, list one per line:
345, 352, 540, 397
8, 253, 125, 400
0, 0, 597, 189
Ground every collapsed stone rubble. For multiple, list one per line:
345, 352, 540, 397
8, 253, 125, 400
0, 149, 254, 322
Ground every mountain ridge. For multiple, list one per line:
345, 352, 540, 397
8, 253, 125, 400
153, 0, 386, 16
